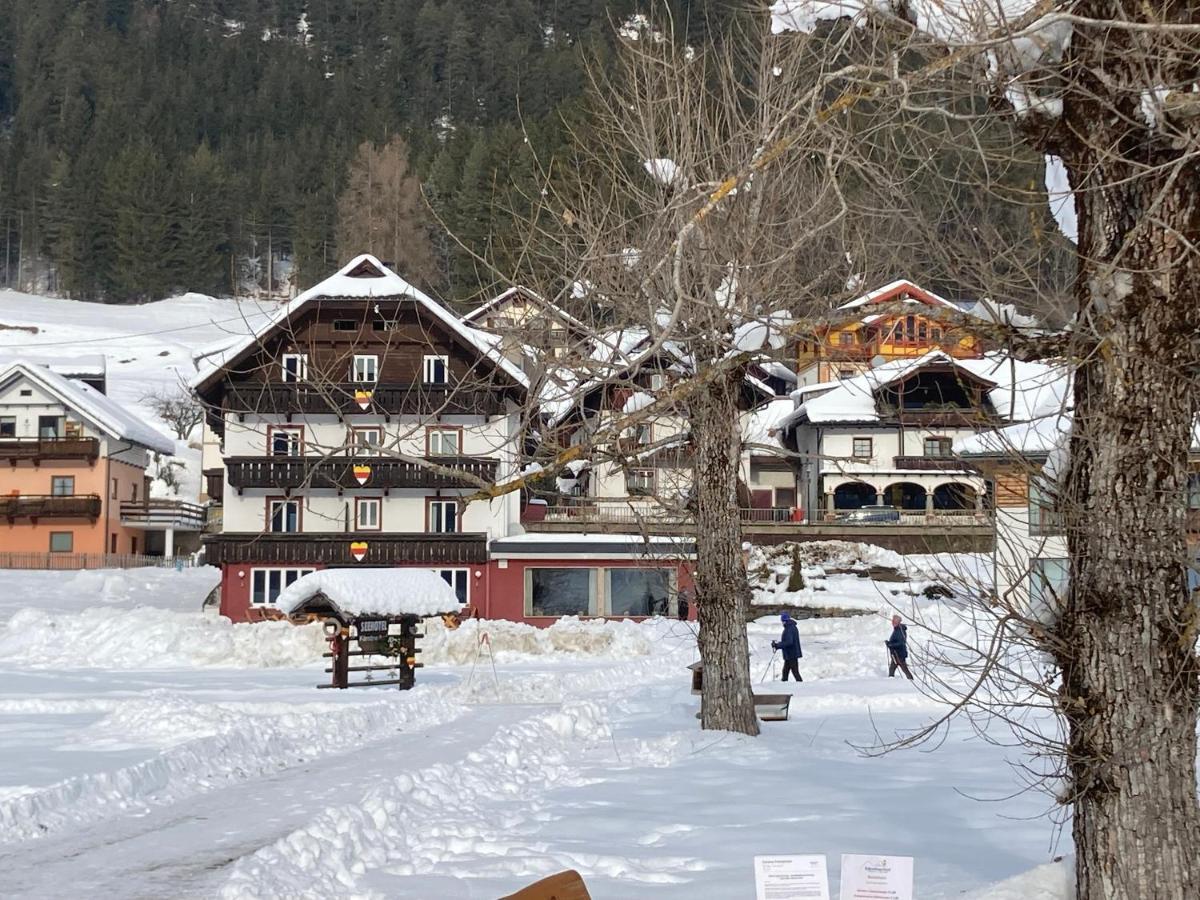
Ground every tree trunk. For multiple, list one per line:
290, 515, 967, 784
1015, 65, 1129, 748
692, 368, 760, 735
1058, 54, 1200, 892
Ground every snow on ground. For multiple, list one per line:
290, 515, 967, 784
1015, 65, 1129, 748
0, 561, 1070, 898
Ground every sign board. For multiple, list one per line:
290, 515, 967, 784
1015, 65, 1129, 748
754, 855, 830, 900
838, 855, 913, 900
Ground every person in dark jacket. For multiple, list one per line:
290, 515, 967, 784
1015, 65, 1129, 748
886, 614, 913, 679
772, 612, 803, 682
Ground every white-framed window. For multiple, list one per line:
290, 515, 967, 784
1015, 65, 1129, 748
251, 567, 316, 605
268, 499, 301, 533
281, 353, 308, 383
428, 499, 459, 533
1029, 476, 1063, 536
356, 497, 381, 531
423, 355, 449, 384
427, 428, 460, 456
270, 427, 304, 457
437, 568, 470, 604
626, 468, 654, 496
351, 355, 379, 382
351, 427, 383, 456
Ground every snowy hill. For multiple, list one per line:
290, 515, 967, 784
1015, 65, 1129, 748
0, 289, 280, 499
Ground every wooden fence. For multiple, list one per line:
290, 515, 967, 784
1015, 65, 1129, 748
0, 552, 195, 570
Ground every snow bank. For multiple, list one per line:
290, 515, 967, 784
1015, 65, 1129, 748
0, 567, 221, 620
963, 859, 1072, 899
0, 607, 327, 669
422, 616, 670, 665
276, 568, 461, 618
0, 686, 466, 844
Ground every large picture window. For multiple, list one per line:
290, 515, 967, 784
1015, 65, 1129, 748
607, 568, 673, 617
251, 567, 316, 605
526, 567, 597, 617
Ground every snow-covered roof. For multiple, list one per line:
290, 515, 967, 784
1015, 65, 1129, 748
0, 353, 107, 378
0, 361, 173, 454
779, 351, 1066, 429
743, 397, 796, 454
461, 286, 587, 334
954, 413, 1072, 458
191, 255, 528, 391
276, 568, 462, 618
838, 279, 961, 312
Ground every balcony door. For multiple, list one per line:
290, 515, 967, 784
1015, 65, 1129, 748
38, 416, 61, 438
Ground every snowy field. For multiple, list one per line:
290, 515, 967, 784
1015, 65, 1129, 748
0, 566, 1073, 899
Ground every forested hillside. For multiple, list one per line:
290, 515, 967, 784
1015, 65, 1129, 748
0, 1, 1065, 308
0, 1, 737, 303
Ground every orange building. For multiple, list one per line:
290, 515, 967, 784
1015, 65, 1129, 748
0, 362, 200, 563
796, 280, 984, 385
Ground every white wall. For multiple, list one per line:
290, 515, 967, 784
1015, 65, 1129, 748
994, 505, 1068, 608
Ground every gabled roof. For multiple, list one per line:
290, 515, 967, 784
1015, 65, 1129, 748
0, 361, 173, 454
190, 255, 528, 392
838, 279, 962, 312
462, 286, 588, 335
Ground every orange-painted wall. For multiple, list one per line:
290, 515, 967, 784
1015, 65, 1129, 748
0, 456, 148, 555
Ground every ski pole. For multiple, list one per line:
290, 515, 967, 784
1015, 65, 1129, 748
760, 647, 779, 682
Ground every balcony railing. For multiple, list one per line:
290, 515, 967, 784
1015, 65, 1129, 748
525, 499, 795, 527
0, 494, 102, 520
893, 455, 974, 471
0, 437, 100, 464
223, 383, 506, 417
119, 500, 207, 530
203, 531, 488, 566
821, 508, 990, 527
225, 456, 498, 491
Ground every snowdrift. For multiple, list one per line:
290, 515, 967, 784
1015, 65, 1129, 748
421, 616, 686, 665
0, 607, 327, 669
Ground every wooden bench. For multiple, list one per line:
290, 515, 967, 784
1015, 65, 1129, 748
501, 869, 592, 900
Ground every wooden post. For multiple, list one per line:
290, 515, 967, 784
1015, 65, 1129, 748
334, 628, 350, 688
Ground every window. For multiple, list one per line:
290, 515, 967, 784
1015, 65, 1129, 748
49, 532, 73, 553
251, 567, 316, 605
838, 369, 856, 380
351, 427, 383, 456
428, 499, 459, 533
1030, 558, 1069, 610
109, 534, 117, 554
333, 319, 358, 332
838, 332, 854, 346
526, 567, 597, 617
427, 428, 461, 456
268, 499, 301, 533
923, 437, 953, 458
423, 355, 449, 384
351, 355, 378, 382
281, 353, 308, 383
931, 328, 943, 342
0, 416, 14, 437
1029, 476, 1063, 536
905, 315, 916, 341
131, 480, 138, 502
1188, 473, 1200, 510
111, 478, 119, 500
917, 321, 927, 341
38, 416, 60, 438
355, 497, 382, 531
626, 468, 654, 496
270, 427, 304, 457
51, 476, 74, 496
19, 389, 31, 397
607, 568, 673, 617
852, 438, 873, 459
131, 536, 138, 555
438, 569, 470, 605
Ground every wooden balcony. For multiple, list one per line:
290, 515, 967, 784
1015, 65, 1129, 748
119, 500, 207, 530
1, 494, 102, 520
0, 437, 100, 465
203, 468, 224, 502
223, 383, 506, 418
224, 456, 498, 492
202, 531, 488, 566
893, 455, 975, 471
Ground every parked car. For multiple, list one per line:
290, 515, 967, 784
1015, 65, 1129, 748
837, 504, 901, 523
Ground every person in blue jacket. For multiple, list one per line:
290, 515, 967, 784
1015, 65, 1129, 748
773, 612, 803, 682
886, 614, 913, 679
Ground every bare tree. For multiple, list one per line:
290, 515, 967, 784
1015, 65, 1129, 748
336, 137, 440, 291
768, 2, 1200, 895
142, 384, 203, 441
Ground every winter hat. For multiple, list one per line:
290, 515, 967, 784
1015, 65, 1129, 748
780, 612, 791, 623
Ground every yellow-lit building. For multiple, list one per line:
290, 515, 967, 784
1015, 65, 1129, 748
796, 280, 983, 385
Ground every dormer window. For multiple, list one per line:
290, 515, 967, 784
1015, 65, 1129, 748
281, 353, 308, 383
423, 355, 448, 384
